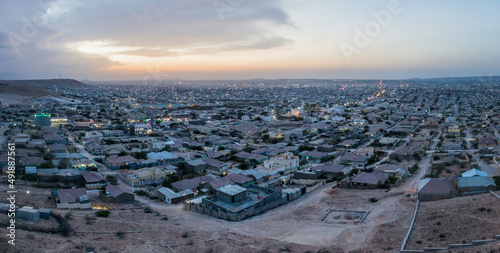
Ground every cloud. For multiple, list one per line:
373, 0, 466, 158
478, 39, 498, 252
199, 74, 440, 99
0, 0, 296, 79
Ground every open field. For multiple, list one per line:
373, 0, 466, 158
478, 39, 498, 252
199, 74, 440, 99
2, 171, 498, 253
407, 193, 500, 249
0, 182, 417, 253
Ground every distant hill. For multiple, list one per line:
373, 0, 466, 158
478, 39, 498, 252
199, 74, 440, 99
0, 79, 87, 98
0, 78, 88, 87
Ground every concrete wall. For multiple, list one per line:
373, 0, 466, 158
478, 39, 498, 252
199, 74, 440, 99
306, 180, 326, 193
291, 178, 325, 186
186, 189, 302, 222
57, 202, 92, 209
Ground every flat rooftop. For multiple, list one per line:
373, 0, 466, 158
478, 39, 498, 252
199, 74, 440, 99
217, 184, 246, 196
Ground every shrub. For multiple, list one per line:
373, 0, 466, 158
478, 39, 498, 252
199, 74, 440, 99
64, 211, 73, 220
96, 210, 111, 217
106, 175, 118, 185
144, 206, 153, 213
116, 231, 125, 239
134, 190, 147, 196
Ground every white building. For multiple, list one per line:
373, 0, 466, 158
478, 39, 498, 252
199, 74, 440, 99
133, 123, 152, 135
257, 152, 299, 174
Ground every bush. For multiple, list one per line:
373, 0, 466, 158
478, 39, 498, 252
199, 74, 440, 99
106, 175, 118, 185
493, 176, 500, 187
116, 231, 125, 239
95, 210, 111, 217
22, 174, 40, 182
409, 164, 419, 174
134, 190, 147, 196
64, 211, 73, 220
144, 206, 153, 213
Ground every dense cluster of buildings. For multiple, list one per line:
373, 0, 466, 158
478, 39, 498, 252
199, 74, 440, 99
0, 78, 499, 221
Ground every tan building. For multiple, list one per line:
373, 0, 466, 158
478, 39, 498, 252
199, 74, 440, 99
256, 152, 299, 175
120, 167, 172, 187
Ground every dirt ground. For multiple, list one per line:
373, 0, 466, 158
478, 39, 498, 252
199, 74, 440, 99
407, 193, 500, 249
431, 163, 471, 178
2, 174, 497, 253
0, 182, 415, 253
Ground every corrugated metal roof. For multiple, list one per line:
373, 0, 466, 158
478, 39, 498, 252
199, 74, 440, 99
458, 176, 495, 188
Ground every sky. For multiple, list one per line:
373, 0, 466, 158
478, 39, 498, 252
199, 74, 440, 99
0, 0, 500, 81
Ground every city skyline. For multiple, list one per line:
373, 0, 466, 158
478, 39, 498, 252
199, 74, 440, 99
1, 0, 500, 81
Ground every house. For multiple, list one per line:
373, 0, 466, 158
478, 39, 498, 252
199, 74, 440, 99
203, 158, 227, 173
27, 139, 47, 148
353, 147, 374, 157
477, 137, 498, 148
81, 171, 107, 189
374, 164, 409, 179
417, 178, 457, 201
52, 188, 91, 209
214, 184, 248, 203
458, 177, 497, 195
13, 133, 31, 145
311, 163, 345, 177
44, 134, 65, 144
147, 151, 183, 165
259, 152, 299, 172
340, 154, 368, 168
172, 176, 211, 191
47, 143, 67, 153
105, 155, 138, 170
462, 169, 488, 177
240, 169, 267, 183
234, 151, 267, 163
317, 144, 336, 153
185, 159, 208, 172
349, 172, 388, 189
87, 143, 106, 155
99, 185, 135, 203
25, 166, 37, 174
16, 206, 40, 222
119, 167, 169, 187
389, 142, 425, 160
18, 157, 45, 167
300, 150, 329, 163
131, 123, 152, 135
72, 159, 97, 169
337, 139, 358, 148
293, 168, 323, 180
157, 187, 194, 204
84, 131, 103, 138
226, 173, 254, 186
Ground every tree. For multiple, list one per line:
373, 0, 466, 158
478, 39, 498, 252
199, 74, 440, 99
95, 210, 111, 218
58, 159, 71, 169
106, 175, 118, 185
239, 163, 248, 170
40, 161, 54, 168
262, 134, 270, 142
162, 174, 180, 188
